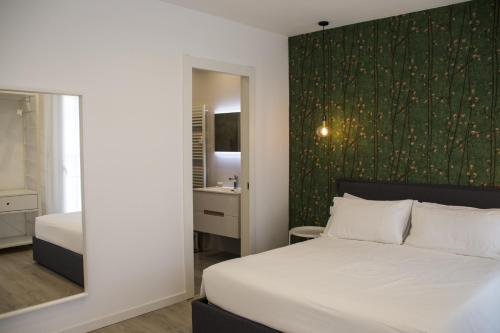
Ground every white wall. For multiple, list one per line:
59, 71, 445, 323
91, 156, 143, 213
192, 69, 241, 188
0, 99, 24, 189
0, 0, 289, 332
192, 69, 240, 114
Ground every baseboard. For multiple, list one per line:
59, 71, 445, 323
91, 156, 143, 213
59, 291, 188, 333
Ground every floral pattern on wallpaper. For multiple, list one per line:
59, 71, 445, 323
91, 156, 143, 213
289, 0, 500, 227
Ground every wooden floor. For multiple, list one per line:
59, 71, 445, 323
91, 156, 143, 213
93, 251, 237, 333
0, 245, 84, 315
193, 250, 237, 294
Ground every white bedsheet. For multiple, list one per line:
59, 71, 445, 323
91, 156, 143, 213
202, 237, 500, 333
35, 212, 83, 254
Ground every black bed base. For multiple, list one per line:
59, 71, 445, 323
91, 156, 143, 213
192, 298, 281, 333
32, 237, 84, 287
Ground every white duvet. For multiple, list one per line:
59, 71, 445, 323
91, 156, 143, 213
35, 212, 83, 254
202, 237, 500, 333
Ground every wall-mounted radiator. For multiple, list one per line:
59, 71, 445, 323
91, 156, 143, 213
192, 105, 207, 188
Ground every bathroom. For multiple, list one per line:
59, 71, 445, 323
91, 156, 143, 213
191, 68, 244, 292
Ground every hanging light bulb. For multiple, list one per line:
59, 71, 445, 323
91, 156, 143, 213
316, 20, 330, 138
316, 116, 329, 137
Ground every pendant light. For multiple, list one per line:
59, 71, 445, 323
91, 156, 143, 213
316, 21, 329, 138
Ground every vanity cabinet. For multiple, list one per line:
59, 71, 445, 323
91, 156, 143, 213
193, 190, 240, 239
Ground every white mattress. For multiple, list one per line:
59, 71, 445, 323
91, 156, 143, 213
35, 212, 83, 254
202, 237, 500, 333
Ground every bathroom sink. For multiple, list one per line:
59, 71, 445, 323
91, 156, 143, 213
194, 186, 241, 194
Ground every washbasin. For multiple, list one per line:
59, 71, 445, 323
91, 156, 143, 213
194, 186, 241, 194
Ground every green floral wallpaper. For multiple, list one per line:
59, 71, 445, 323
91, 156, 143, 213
289, 0, 500, 228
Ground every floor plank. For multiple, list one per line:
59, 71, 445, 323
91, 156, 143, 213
0, 245, 84, 314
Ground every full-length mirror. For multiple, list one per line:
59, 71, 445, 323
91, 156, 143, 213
0, 90, 84, 315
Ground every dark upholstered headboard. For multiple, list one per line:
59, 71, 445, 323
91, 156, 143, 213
336, 179, 500, 209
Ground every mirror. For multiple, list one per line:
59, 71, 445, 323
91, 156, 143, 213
214, 112, 240, 152
0, 90, 85, 315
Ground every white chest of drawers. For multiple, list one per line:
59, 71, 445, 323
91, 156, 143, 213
193, 189, 240, 239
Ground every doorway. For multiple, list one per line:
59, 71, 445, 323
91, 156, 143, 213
183, 56, 254, 298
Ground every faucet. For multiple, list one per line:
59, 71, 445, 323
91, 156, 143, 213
229, 175, 239, 189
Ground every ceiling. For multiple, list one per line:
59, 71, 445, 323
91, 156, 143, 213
161, 0, 464, 36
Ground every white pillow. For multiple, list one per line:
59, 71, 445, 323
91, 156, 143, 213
325, 197, 413, 244
323, 193, 364, 232
405, 202, 500, 259
343, 192, 362, 199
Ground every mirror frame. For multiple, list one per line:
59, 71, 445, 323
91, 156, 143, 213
0, 87, 88, 320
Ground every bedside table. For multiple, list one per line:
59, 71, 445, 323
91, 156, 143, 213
0, 189, 39, 249
289, 226, 325, 244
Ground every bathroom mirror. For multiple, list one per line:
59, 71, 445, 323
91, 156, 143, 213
214, 112, 240, 152
0, 89, 85, 315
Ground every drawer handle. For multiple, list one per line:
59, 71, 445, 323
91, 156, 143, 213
204, 210, 224, 217
6, 202, 10, 206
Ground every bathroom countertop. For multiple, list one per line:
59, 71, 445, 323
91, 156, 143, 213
193, 187, 241, 195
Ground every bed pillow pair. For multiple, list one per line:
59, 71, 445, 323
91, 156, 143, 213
324, 195, 413, 245
405, 202, 500, 260
327, 194, 500, 260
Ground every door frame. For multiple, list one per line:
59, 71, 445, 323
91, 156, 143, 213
182, 55, 256, 298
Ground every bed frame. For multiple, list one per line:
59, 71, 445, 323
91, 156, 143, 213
32, 237, 84, 287
335, 179, 500, 209
192, 298, 280, 333
192, 179, 500, 333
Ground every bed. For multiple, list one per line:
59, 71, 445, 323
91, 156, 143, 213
32, 212, 84, 287
192, 179, 500, 333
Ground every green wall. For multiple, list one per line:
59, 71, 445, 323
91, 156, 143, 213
289, 0, 500, 228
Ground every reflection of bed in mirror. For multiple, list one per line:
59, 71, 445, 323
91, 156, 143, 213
33, 212, 84, 287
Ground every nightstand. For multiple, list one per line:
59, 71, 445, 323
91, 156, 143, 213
0, 189, 39, 249
288, 226, 325, 244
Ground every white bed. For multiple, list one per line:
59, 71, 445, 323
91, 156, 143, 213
202, 236, 500, 333
35, 212, 83, 254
